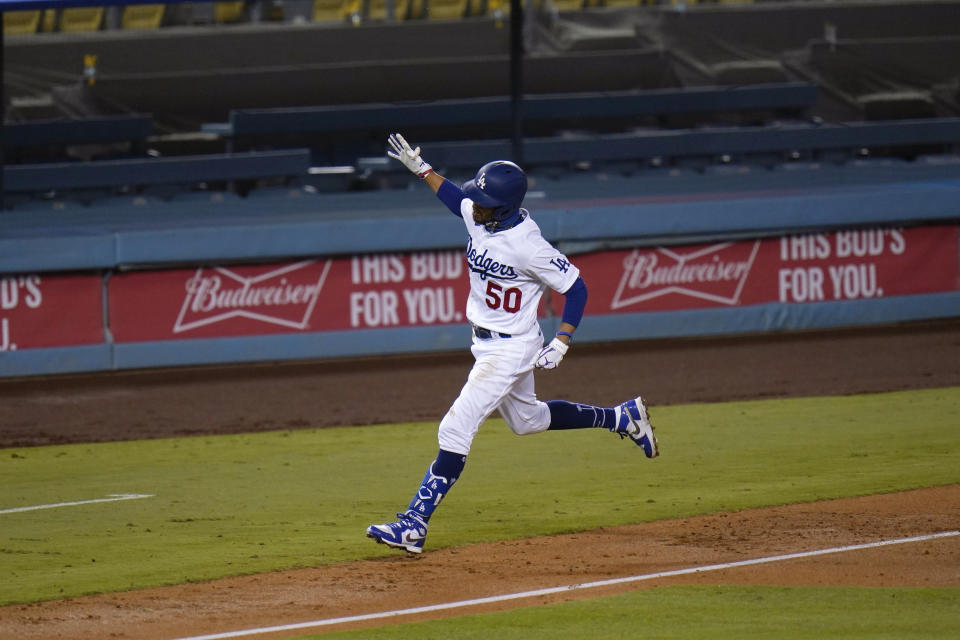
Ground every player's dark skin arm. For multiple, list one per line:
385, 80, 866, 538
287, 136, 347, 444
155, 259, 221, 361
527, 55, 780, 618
423, 171, 576, 346
423, 171, 445, 193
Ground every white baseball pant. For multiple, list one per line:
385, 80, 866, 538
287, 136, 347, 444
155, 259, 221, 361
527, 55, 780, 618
437, 332, 551, 455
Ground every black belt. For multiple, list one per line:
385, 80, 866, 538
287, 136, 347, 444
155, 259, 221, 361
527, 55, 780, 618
473, 325, 512, 340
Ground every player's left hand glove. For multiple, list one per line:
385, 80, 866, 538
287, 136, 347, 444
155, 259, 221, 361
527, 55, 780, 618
387, 133, 433, 178
534, 338, 569, 370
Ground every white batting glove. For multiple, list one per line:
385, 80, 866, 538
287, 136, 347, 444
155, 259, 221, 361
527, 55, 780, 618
534, 338, 569, 370
386, 133, 433, 178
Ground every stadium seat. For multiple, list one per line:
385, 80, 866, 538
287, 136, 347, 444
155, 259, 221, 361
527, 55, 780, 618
427, 0, 469, 19
60, 7, 105, 32
407, 0, 426, 18
313, 0, 350, 21
550, 0, 583, 10
122, 4, 166, 29
3, 10, 42, 35
367, 0, 412, 20
41, 9, 57, 31
486, 0, 507, 14
478, 0, 544, 16
214, 1, 247, 23
336, 0, 363, 21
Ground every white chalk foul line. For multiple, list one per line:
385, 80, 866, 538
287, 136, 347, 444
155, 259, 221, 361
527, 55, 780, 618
0, 493, 154, 515
171, 529, 959, 640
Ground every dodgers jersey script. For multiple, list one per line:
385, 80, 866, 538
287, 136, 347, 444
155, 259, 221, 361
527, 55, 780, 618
458, 199, 580, 337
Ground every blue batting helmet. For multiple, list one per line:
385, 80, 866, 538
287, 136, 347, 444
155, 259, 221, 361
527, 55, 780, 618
462, 160, 528, 224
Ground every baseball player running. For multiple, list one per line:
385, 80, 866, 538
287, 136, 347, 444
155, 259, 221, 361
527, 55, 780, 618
367, 133, 658, 554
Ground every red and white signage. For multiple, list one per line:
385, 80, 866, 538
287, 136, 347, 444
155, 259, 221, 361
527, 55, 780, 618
13, 225, 954, 350
0, 273, 104, 352
575, 225, 958, 314
109, 252, 473, 342
175, 260, 328, 334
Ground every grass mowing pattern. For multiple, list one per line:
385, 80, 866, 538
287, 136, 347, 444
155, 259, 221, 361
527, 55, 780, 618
293, 586, 960, 640
2, 387, 959, 604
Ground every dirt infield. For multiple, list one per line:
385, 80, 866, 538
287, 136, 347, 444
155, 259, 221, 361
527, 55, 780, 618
3, 319, 960, 448
2, 319, 959, 639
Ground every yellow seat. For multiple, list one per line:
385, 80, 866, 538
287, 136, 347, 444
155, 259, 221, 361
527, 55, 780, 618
427, 0, 469, 19
367, 0, 412, 19
3, 10, 42, 35
481, 0, 542, 15
214, 1, 247, 22
42, 9, 57, 32
408, 0, 425, 18
551, 0, 583, 9
60, 7, 105, 32
122, 4, 165, 29
313, 0, 350, 21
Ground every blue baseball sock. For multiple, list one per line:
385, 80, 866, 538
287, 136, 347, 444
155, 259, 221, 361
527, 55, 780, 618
546, 400, 615, 430
407, 449, 466, 523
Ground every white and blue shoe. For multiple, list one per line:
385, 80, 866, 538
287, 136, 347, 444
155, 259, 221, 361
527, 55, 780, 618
613, 396, 659, 458
366, 510, 428, 554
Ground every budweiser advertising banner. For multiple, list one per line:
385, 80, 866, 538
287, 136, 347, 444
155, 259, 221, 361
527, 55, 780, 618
0, 273, 104, 352
109, 252, 472, 342
105, 225, 959, 343
576, 225, 958, 313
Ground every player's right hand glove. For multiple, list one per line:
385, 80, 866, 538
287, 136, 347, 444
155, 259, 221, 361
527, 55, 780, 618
534, 338, 569, 370
387, 133, 433, 178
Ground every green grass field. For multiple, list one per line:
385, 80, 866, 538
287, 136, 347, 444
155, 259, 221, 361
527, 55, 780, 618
2, 387, 959, 636
300, 586, 960, 640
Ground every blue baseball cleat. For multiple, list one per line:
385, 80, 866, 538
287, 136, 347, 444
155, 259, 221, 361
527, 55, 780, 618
366, 511, 428, 554
613, 396, 659, 458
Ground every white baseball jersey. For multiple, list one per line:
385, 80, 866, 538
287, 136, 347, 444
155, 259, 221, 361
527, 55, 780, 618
459, 200, 580, 337
435, 189, 582, 455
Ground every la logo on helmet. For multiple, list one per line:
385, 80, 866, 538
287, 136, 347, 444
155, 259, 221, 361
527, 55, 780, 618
477, 173, 487, 189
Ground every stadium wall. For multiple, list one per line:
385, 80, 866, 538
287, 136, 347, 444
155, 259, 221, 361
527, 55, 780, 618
2, 177, 959, 378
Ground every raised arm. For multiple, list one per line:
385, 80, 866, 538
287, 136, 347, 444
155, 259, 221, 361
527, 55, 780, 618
387, 132, 463, 215
423, 171, 445, 194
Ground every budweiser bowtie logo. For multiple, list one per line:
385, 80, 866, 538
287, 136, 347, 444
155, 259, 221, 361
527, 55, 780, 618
174, 260, 331, 333
612, 241, 760, 309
